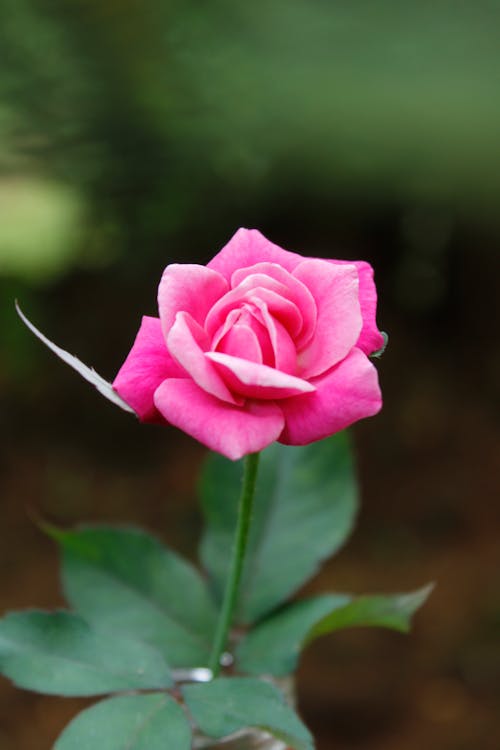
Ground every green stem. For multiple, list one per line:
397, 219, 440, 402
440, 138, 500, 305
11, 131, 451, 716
208, 452, 260, 677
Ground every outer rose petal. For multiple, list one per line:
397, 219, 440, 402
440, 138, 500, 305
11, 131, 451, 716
279, 348, 382, 445
113, 316, 183, 423
158, 263, 228, 338
154, 379, 285, 460
207, 228, 304, 280
293, 260, 362, 379
331, 260, 384, 355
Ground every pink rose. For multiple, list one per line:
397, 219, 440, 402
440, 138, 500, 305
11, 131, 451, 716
113, 229, 383, 460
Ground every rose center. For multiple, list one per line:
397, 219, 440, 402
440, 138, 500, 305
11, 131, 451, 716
213, 303, 277, 368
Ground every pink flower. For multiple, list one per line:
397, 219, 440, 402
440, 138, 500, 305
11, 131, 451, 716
113, 229, 383, 460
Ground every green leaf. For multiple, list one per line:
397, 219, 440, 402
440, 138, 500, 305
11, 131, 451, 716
236, 595, 350, 676
54, 526, 217, 668
54, 693, 191, 750
309, 584, 434, 639
0, 610, 172, 696
200, 433, 358, 623
236, 585, 432, 676
183, 677, 313, 750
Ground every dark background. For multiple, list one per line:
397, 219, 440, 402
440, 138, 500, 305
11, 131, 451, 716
0, 2, 499, 748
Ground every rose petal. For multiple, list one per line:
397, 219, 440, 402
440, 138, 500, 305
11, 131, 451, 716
243, 310, 276, 366
158, 263, 228, 339
206, 352, 315, 400
207, 228, 304, 281
212, 307, 275, 366
249, 297, 297, 374
167, 312, 242, 405
231, 262, 317, 348
279, 348, 382, 445
154, 379, 285, 460
293, 260, 362, 379
349, 261, 385, 355
113, 316, 183, 423
216, 323, 263, 364
205, 275, 302, 342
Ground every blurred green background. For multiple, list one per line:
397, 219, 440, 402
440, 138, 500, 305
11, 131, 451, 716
1, 2, 499, 749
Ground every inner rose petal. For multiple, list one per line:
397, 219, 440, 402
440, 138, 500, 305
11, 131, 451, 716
216, 323, 263, 364
249, 297, 297, 375
243, 309, 276, 366
206, 351, 315, 400
204, 275, 302, 341
231, 262, 317, 348
167, 311, 242, 405
211, 307, 274, 366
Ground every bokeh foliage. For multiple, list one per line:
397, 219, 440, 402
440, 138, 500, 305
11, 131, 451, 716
1, 0, 500, 283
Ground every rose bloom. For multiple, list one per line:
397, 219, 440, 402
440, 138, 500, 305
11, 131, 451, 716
113, 229, 383, 460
